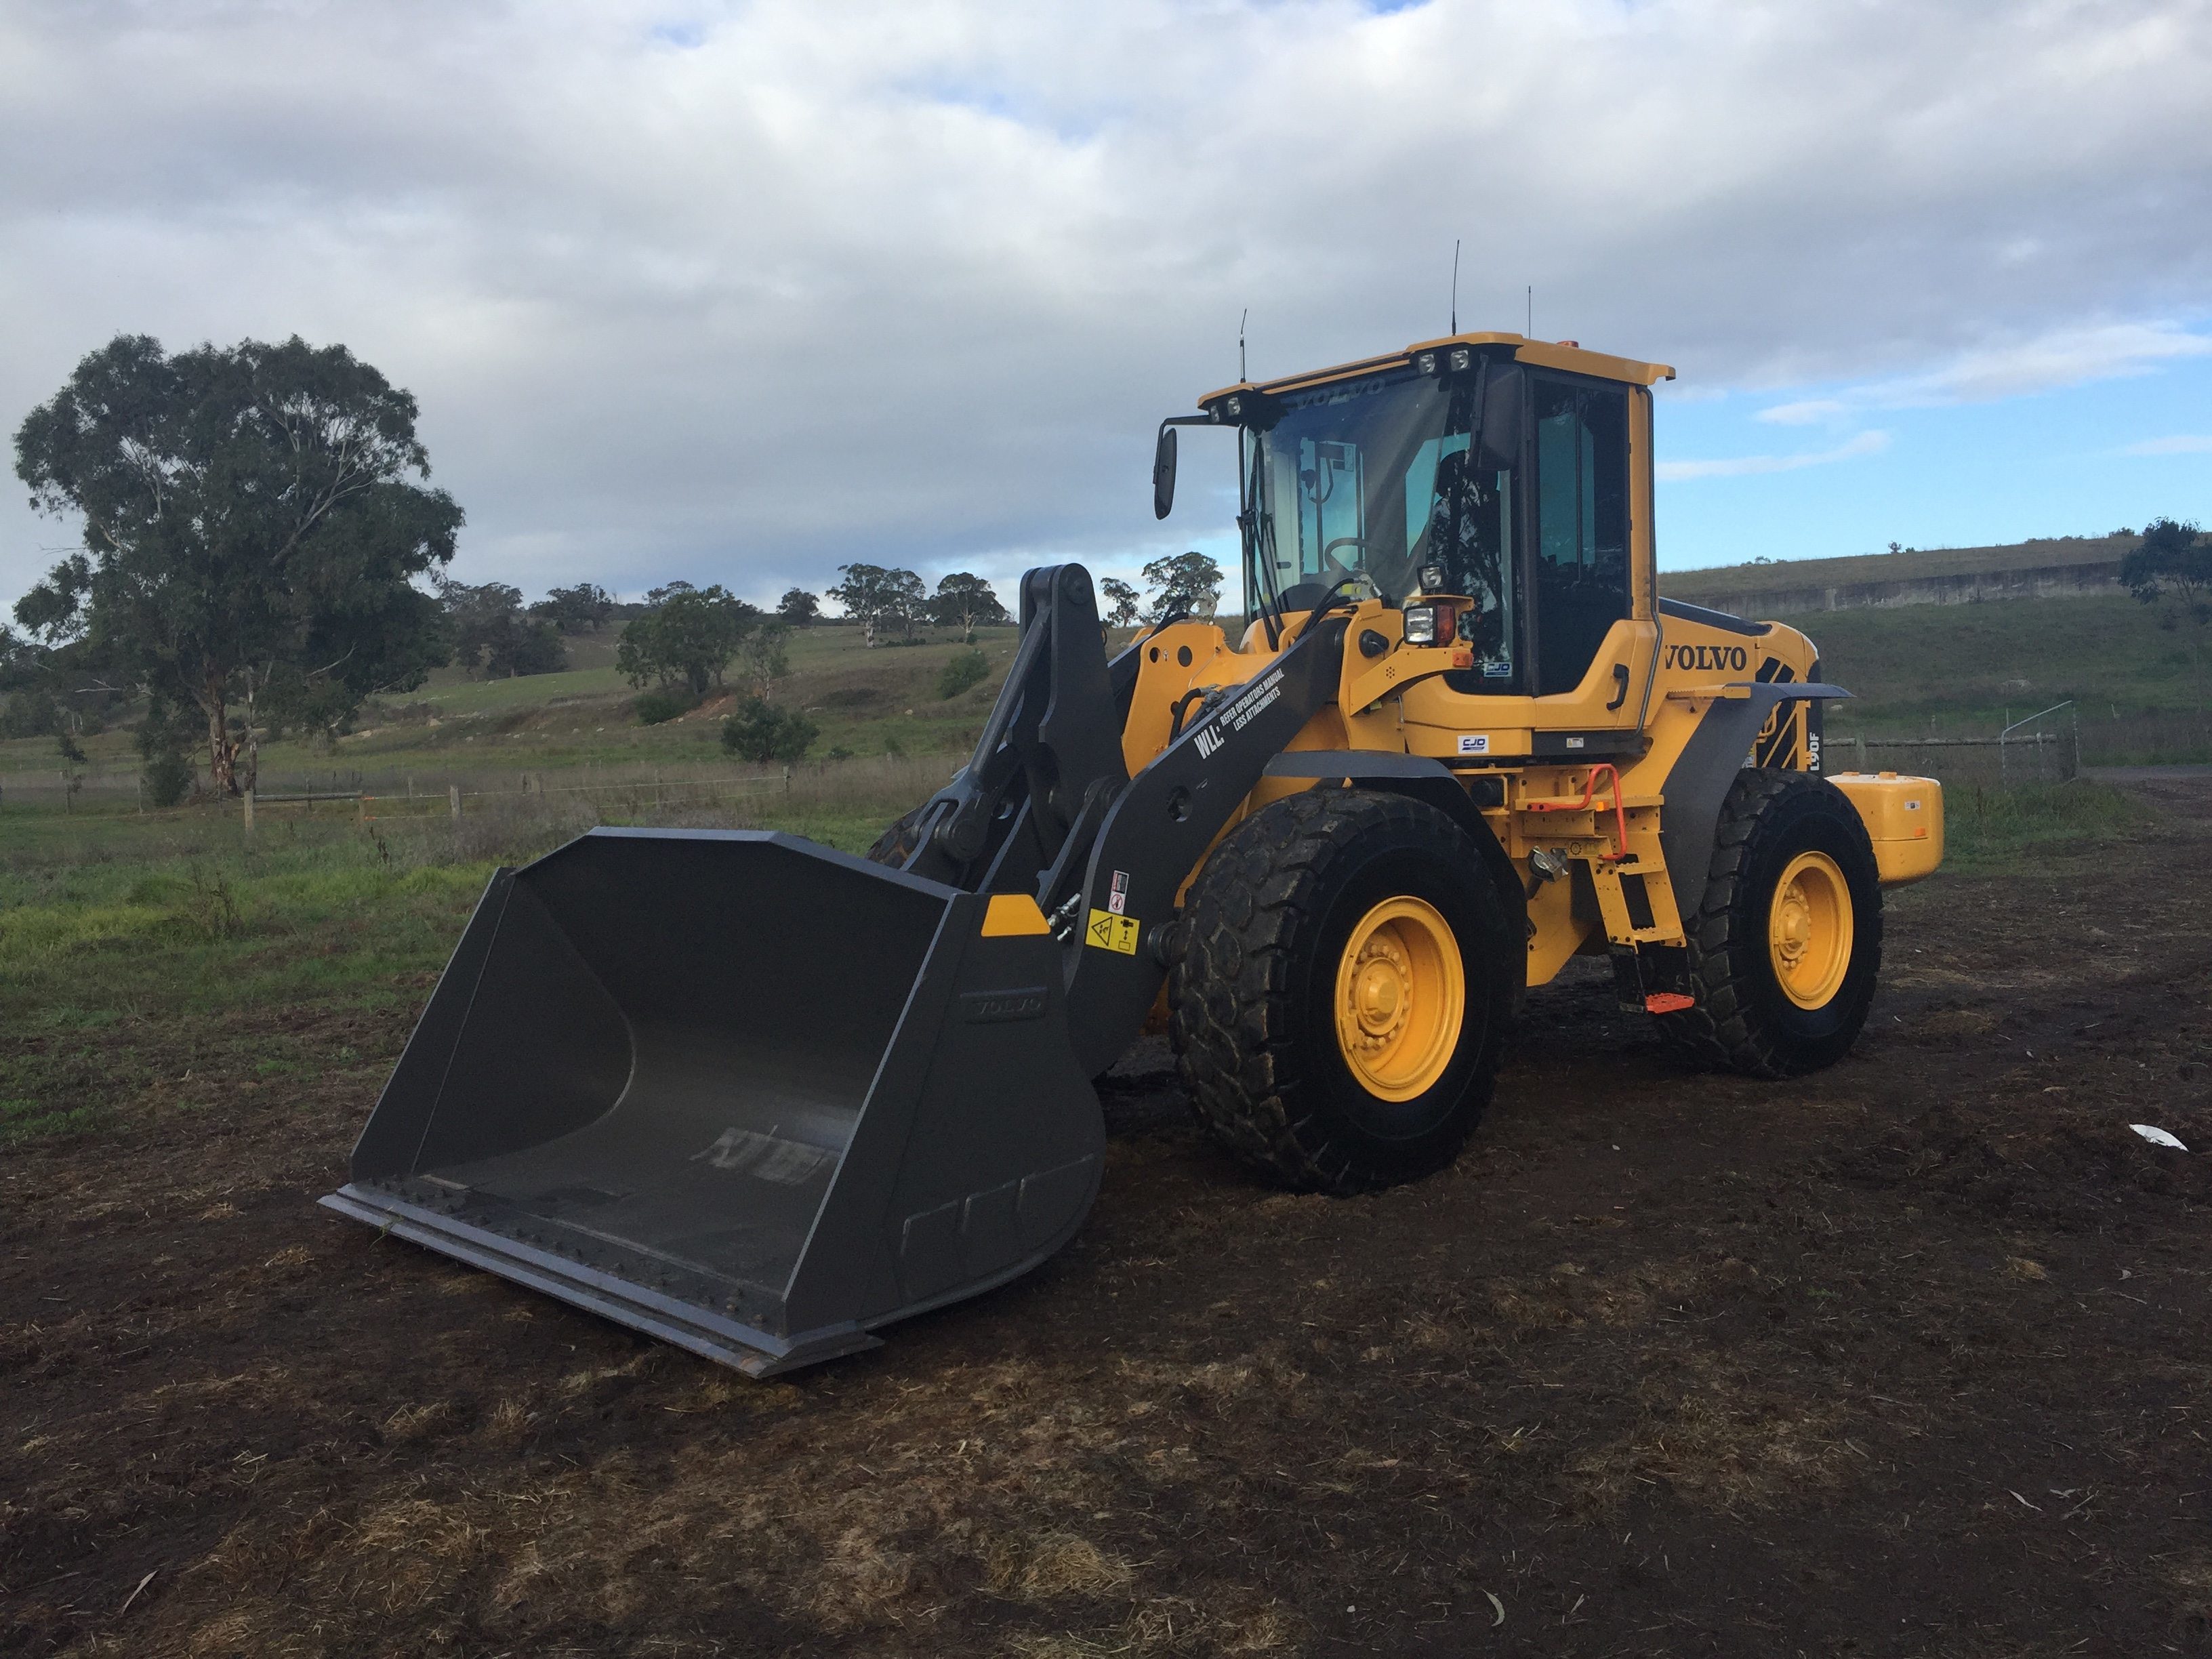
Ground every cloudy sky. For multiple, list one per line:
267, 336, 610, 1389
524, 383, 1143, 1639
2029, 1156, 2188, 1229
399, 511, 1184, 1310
3, 0, 2209, 611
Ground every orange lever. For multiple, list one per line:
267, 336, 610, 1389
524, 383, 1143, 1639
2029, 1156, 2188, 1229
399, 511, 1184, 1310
1525, 763, 1631, 862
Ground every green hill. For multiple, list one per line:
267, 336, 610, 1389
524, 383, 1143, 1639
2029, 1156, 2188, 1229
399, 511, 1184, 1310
1668, 533, 2133, 603
1782, 594, 2207, 762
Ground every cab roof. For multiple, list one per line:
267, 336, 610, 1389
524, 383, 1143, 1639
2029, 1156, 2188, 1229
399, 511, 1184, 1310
1197, 332, 1675, 411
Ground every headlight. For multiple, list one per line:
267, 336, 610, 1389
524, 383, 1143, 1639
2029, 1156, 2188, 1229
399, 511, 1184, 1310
1401, 605, 1437, 645
1414, 351, 1438, 375
1448, 346, 1471, 372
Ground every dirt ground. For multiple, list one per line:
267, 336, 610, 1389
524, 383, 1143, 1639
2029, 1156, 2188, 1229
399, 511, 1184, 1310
6, 779, 2212, 1658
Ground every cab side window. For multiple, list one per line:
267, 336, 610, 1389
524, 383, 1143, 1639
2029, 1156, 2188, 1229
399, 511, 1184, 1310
1531, 377, 1630, 697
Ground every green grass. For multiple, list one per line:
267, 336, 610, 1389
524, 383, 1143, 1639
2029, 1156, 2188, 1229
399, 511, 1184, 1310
1668, 533, 2133, 598
0, 621, 1035, 791
1783, 595, 2212, 762
0, 755, 941, 1147
1939, 779, 2153, 872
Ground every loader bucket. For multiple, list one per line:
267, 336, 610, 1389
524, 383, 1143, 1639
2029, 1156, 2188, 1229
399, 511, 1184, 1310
322, 828, 1104, 1376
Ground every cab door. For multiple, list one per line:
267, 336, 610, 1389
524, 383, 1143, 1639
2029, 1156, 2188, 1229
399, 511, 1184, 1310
1525, 371, 1656, 744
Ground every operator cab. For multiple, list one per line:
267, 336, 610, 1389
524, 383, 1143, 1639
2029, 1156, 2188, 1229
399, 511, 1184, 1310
1172, 334, 1673, 708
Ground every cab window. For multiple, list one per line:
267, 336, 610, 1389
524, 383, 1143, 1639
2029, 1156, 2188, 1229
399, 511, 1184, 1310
1531, 377, 1630, 697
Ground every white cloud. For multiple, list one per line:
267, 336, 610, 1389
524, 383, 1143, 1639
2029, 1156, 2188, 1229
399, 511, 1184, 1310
2119, 434, 2212, 457
1889, 323, 2212, 407
1748, 321, 2212, 426
2, 1, 2210, 605
1755, 399, 1848, 426
1658, 430, 1890, 482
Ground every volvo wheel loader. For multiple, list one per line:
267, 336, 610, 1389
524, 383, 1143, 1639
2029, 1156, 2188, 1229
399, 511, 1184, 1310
324, 332, 1944, 1376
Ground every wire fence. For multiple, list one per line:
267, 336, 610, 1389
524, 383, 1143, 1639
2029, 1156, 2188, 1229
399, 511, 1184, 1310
0, 756, 899, 812
1832, 705, 2078, 787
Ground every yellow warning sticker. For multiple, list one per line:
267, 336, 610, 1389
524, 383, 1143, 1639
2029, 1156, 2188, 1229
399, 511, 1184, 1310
1086, 908, 1141, 955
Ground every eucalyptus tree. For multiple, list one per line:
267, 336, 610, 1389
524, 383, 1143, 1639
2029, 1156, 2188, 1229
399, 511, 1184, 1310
12, 333, 459, 792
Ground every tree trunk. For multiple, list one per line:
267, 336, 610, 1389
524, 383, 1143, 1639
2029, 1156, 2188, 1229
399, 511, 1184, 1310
200, 674, 239, 796
962, 615, 975, 645
864, 616, 877, 649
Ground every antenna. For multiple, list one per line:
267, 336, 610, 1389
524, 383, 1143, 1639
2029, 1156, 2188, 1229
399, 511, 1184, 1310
1450, 239, 1460, 334
1526, 285, 1533, 338
1239, 308, 1248, 382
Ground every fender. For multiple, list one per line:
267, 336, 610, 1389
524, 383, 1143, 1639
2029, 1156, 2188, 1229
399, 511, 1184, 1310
1261, 750, 1528, 991
1659, 682, 1851, 918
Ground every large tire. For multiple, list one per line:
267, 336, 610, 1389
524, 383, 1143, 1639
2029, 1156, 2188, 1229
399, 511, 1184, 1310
1169, 788, 1516, 1194
865, 802, 930, 867
1656, 768, 1883, 1077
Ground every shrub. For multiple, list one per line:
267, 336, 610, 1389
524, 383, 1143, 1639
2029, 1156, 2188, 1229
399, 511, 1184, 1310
142, 749, 194, 808
633, 689, 697, 725
720, 697, 818, 763
937, 647, 989, 699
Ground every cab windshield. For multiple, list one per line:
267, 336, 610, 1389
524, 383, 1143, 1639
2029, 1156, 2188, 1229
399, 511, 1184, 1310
1243, 367, 1515, 672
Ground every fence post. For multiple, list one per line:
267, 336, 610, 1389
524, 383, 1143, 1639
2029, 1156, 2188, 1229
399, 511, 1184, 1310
1853, 735, 1866, 773
243, 787, 256, 833
449, 784, 462, 821
783, 764, 792, 793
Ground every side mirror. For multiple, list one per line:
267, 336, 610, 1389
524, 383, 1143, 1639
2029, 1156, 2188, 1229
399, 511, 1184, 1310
1475, 366, 1523, 472
1152, 425, 1178, 520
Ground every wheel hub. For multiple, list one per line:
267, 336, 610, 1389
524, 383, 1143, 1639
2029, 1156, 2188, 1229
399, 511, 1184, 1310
1766, 850, 1853, 1010
1332, 897, 1467, 1101
1351, 941, 1410, 1048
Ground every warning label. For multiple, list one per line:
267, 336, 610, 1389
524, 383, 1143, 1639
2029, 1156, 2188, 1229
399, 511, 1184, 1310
1086, 909, 1141, 956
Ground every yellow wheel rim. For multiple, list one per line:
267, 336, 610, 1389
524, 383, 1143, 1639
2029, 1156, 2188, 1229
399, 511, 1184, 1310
1333, 897, 1465, 1101
1767, 851, 1853, 1010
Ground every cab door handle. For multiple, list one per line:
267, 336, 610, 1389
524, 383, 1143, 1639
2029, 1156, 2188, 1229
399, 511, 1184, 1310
1606, 663, 1630, 712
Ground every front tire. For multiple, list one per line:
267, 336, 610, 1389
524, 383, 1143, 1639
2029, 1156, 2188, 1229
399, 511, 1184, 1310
865, 802, 930, 867
1169, 789, 1516, 1193
1656, 768, 1883, 1077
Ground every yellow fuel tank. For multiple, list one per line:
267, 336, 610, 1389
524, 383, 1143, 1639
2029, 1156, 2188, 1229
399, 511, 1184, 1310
1828, 772, 1943, 886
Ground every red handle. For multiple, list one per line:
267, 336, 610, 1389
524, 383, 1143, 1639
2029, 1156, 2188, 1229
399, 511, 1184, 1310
1525, 763, 1631, 861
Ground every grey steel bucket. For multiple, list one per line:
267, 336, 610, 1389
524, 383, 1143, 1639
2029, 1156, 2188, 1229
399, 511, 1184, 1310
322, 827, 1104, 1374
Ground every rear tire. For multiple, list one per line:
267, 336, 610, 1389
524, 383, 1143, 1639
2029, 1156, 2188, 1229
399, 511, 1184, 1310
1655, 768, 1882, 1077
1169, 789, 1515, 1194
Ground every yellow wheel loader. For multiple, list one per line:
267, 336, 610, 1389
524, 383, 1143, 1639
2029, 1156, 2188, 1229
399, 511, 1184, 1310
324, 333, 1944, 1374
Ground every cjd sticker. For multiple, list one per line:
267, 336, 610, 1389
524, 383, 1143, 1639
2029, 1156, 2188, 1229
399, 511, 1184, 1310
1457, 734, 1490, 754
1086, 909, 1141, 955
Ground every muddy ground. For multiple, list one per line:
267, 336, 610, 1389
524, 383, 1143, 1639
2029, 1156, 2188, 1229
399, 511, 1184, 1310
6, 780, 2212, 1658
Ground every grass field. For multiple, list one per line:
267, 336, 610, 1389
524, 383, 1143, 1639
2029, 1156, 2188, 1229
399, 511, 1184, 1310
0, 620, 1028, 802
8, 577, 2209, 799
1666, 532, 2133, 599
1774, 593, 2211, 758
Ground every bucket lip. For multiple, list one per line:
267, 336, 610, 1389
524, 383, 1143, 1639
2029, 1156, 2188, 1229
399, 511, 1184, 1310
320, 1185, 884, 1376
526, 825, 964, 901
